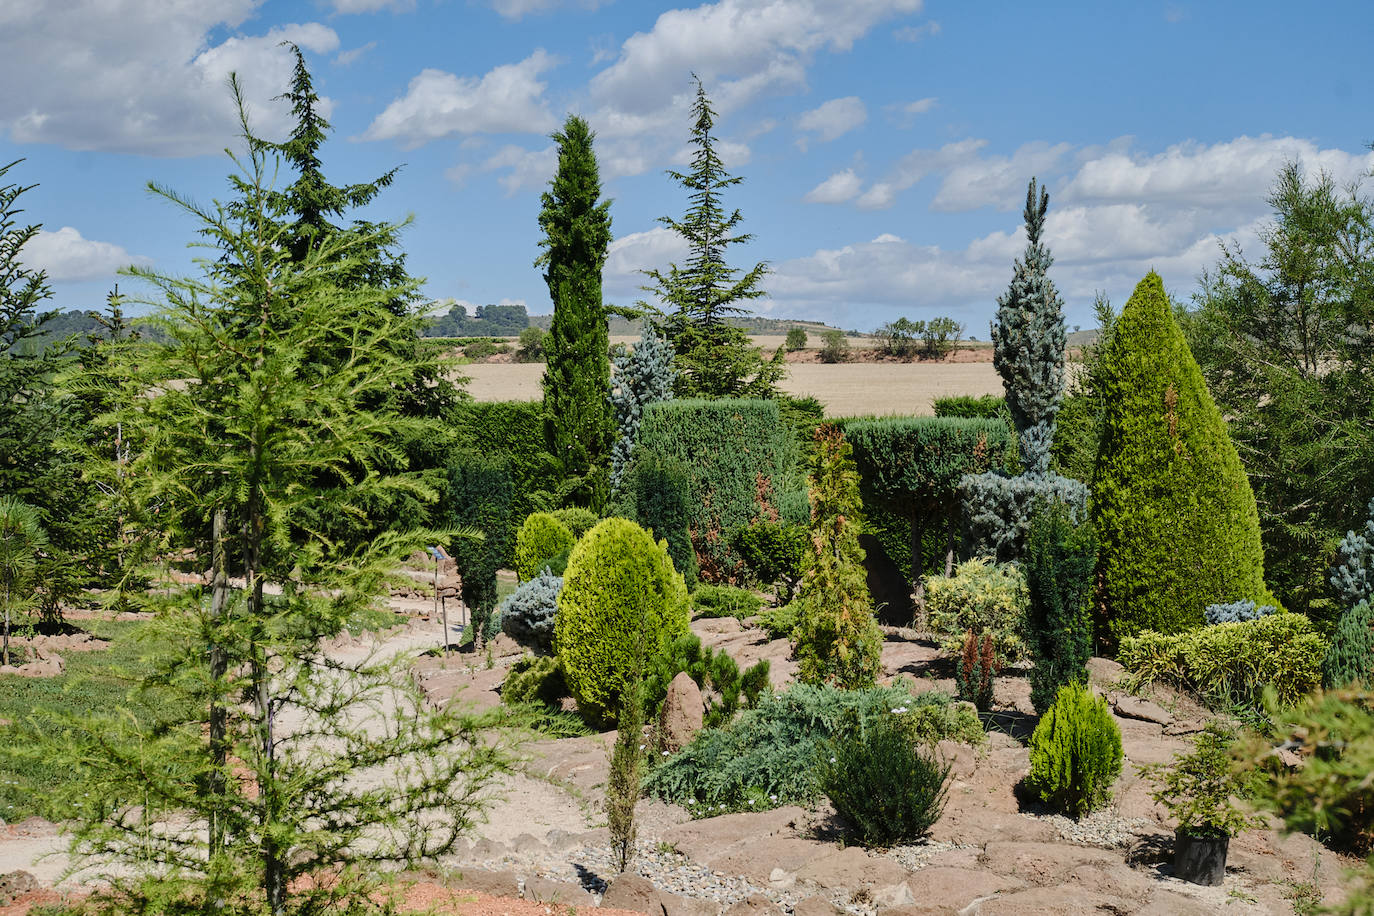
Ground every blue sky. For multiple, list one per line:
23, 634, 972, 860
3, 0, 1372, 333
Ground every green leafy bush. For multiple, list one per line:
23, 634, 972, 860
821, 709, 951, 847
1117, 613, 1326, 708
757, 603, 800, 640
1092, 272, 1269, 640
784, 327, 808, 351
818, 329, 849, 363
463, 339, 511, 359
642, 632, 770, 729
515, 513, 576, 582
613, 454, 698, 586
933, 394, 1006, 420
644, 683, 980, 817
633, 399, 805, 582
554, 518, 691, 724
731, 519, 809, 603
550, 507, 598, 540
925, 557, 1028, 662
692, 584, 764, 620
1026, 684, 1123, 817
1322, 601, 1374, 689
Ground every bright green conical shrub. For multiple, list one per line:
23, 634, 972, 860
1092, 272, 1268, 641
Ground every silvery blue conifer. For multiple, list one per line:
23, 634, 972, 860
609, 323, 676, 489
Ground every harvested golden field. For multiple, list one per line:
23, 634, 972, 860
456, 360, 1002, 416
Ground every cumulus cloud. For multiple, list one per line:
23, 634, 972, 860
489, 0, 612, 20
0, 3, 340, 156
23, 228, 151, 283
330, 0, 414, 12
804, 168, 864, 204
335, 42, 377, 66
893, 20, 940, 41
604, 227, 691, 298
362, 50, 558, 146
797, 96, 866, 143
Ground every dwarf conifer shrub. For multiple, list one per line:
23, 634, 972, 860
1026, 684, 1122, 817
1092, 272, 1269, 640
1323, 601, 1374, 689
554, 518, 690, 724
1204, 599, 1279, 626
821, 709, 952, 847
550, 507, 598, 540
642, 632, 770, 729
501, 654, 568, 707
1025, 506, 1097, 714
955, 630, 996, 712
1332, 499, 1374, 610
500, 569, 562, 650
925, 557, 1028, 663
515, 512, 576, 582
731, 519, 809, 603
692, 584, 764, 619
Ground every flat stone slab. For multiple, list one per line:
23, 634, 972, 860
1112, 694, 1174, 726
522, 875, 596, 906
975, 886, 1135, 915
979, 841, 1120, 885
659, 807, 807, 864
705, 836, 833, 884
443, 866, 521, 897
795, 846, 910, 890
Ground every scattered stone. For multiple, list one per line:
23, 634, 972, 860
1113, 694, 1174, 726
795, 846, 910, 890
1085, 656, 1125, 686
0, 870, 37, 906
869, 882, 914, 908
446, 867, 521, 897
659, 672, 705, 752
509, 832, 547, 855
662, 893, 722, 916
470, 837, 507, 860
721, 894, 781, 916
544, 828, 581, 852
1037, 809, 1151, 848
791, 896, 842, 916
523, 874, 597, 906
603, 873, 666, 914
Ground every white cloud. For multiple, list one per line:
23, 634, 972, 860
589, 0, 922, 120
489, 0, 612, 20
330, 0, 414, 12
362, 50, 559, 146
893, 20, 940, 41
931, 140, 1073, 211
334, 42, 377, 66
797, 96, 866, 143
604, 227, 691, 298
0, 4, 341, 156
804, 168, 863, 204
23, 228, 151, 283
1062, 135, 1374, 209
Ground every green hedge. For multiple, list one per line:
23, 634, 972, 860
1117, 613, 1326, 708
444, 454, 516, 624
933, 394, 1006, 420
446, 399, 554, 505
633, 399, 806, 582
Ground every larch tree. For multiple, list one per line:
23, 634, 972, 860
641, 77, 785, 399
44, 81, 510, 916
537, 114, 614, 506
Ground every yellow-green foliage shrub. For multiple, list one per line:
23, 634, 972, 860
515, 512, 576, 582
926, 557, 1029, 662
1026, 683, 1122, 817
554, 518, 690, 725
1117, 613, 1325, 707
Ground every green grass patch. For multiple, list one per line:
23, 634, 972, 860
0, 617, 177, 821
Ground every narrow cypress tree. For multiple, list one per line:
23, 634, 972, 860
538, 115, 614, 504
992, 178, 1066, 474
1092, 272, 1269, 640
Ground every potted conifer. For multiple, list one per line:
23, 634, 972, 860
1140, 724, 1259, 885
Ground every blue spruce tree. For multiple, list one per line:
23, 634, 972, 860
1332, 499, 1374, 609
961, 179, 1087, 560
609, 323, 676, 490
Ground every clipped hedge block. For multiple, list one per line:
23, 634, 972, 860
1118, 613, 1326, 707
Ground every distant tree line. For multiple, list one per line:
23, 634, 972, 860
422, 302, 530, 337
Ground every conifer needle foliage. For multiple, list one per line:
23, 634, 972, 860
641, 77, 784, 399
538, 114, 614, 503
792, 424, 883, 689
41, 83, 512, 916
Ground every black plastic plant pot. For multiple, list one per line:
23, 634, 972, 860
1174, 831, 1229, 886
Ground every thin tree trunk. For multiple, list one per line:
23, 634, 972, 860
911, 514, 926, 631
245, 494, 284, 916
208, 509, 228, 858
945, 508, 958, 578
2, 584, 9, 667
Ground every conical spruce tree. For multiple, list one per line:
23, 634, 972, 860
991, 178, 1067, 475
538, 114, 614, 505
1092, 272, 1269, 640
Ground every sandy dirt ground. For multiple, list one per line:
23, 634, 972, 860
457, 361, 1002, 416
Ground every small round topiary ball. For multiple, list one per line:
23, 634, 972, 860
1026, 683, 1123, 817
554, 517, 690, 726
515, 512, 576, 582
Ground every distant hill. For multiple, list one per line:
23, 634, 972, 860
527, 313, 853, 336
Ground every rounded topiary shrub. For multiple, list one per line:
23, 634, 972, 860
925, 557, 1029, 662
554, 518, 691, 725
515, 512, 576, 582
550, 507, 599, 540
1323, 600, 1374, 689
1026, 683, 1123, 817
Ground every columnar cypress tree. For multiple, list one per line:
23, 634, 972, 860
641, 77, 785, 399
609, 323, 676, 490
538, 115, 614, 504
1092, 272, 1269, 640
992, 179, 1066, 474
1026, 505, 1096, 714
793, 424, 884, 689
